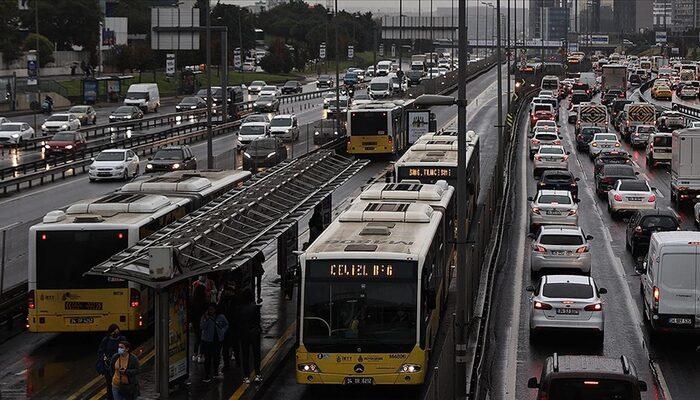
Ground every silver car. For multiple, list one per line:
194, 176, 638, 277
529, 190, 579, 232
588, 132, 621, 158
530, 225, 593, 275
533, 145, 569, 176
607, 179, 656, 216
630, 124, 656, 147
529, 132, 561, 158
527, 274, 606, 344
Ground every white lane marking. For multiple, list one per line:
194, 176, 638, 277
666, 206, 681, 220
651, 360, 674, 400
505, 110, 526, 400
656, 189, 665, 199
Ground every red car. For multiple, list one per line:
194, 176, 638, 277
44, 131, 87, 155
530, 110, 555, 126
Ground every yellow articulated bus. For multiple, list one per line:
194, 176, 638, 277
297, 180, 454, 386
27, 170, 250, 333
346, 100, 413, 157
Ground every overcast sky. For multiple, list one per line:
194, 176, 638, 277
222, 0, 527, 14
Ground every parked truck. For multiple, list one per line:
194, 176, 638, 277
671, 128, 700, 207
600, 64, 628, 94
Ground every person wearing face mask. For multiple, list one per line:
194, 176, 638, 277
109, 341, 140, 400
97, 324, 127, 400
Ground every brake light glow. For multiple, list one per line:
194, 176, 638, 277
117, 232, 124, 239
568, 209, 577, 216
584, 303, 603, 311
531, 139, 540, 144
575, 246, 589, 253
584, 380, 600, 385
534, 245, 547, 253
531, 207, 541, 215
554, 140, 561, 145
563, 155, 569, 161
535, 154, 542, 161
614, 194, 623, 201
648, 194, 656, 202
653, 286, 660, 303
130, 288, 141, 308
534, 301, 553, 310
28, 290, 35, 310
41, 234, 47, 240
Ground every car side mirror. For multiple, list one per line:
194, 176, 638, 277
148, 157, 152, 161
575, 177, 580, 181
598, 287, 608, 295
639, 381, 648, 392
652, 187, 657, 191
526, 233, 535, 239
575, 198, 581, 203
527, 377, 539, 389
635, 171, 640, 175
525, 285, 535, 292
586, 234, 594, 241
566, 151, 571, 155
527, 196, 534, 201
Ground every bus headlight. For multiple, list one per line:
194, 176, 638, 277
298, 363, 321, 373
399, 364, 422, 373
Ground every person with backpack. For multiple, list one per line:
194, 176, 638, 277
109, 341, 139, 400
97, 324, 126, 400
200, 303, 229, 382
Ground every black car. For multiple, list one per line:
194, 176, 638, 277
575, 126, 604, 151
629, 74, 642, 86
312, 118, 347, 145
594, 148, 632, 175
625, 210, 680, 256
570, 90, 589, 106
145, 145, 197, 173
405, 70, 425, 86
281, 80, 303, 95
317, 75, 334, 88
253, 95, 280, 112
537, 170, 580, 199
109, 106, 144, 122
610, 99, 633, 120
595, 164, 638, 196
571, 82, 591, 98
196, 86, 244, 105
242, 136, 287, 170
601, 92, 617, 106
175, 96, 207, 112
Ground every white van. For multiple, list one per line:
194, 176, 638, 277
641, 231, 700, 334
369, 77, 392, 99
124, 83, 160, 113
376, 60, 393, 76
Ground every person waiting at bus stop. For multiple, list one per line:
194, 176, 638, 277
109, 341, 140, 400
191, 275, 216, 363
236, 289, 262, 384
200, 303, 229, 382
97, 324, 127, 400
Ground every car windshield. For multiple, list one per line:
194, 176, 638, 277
354, 93, 371, 100
328, 99, 349, 107
153, 149, 183, 160
635, 126, 655, 133
47, 115, 69, 122
371, 83, 389, 90
548, 378, 635, 400
262, 86, 277, 92
258, 95, 274, 102
596, 134, 617, 141
535, 134, 557, 141
538, 121, 556, 127
51, 133, 75, 141
244, 115, 268, 123
539, 147, 564, 155
0, 124, 22, 131
581, 128, 603, 135
542, 282, 593, 298
251, 81, 265, 86
534, 105, 552, 112
605, 166, 636, 176
69, 106, 88, 113
114, 106, 135, 114
240, 125, 266, 135
538, 194, 571, 204
653, 136, 672, 146
544, 173, 571, 181
270, 118, 293, 127
96, 152, 126, 161
345, 73, 357, 79
319, 75, 330, 80
126, 92, 148, 99
619, 181, 649, 191
180, 97, 199, 104
539, 234, 584, 245
285, 81, 299, 87
249, 139, 277, 151
641, 216, 678, 229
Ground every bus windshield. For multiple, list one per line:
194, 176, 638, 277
35, 230, 129, 289
350, 111, 388, 136
302, 259, 417, 353
548, 378, 635, 399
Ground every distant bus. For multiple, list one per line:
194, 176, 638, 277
346, 100, 412, 157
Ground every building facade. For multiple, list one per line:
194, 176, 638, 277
671, 0, 697, 31
654, 0, 673, 28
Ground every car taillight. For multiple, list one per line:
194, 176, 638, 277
531, 139, 540, 145
591, 142, 598, 147
614, 194, 623, 201
531, 207, 541, 215
634, 226, 643, 234
653, 286, 660, 302
648, 194, 656, 202
584, 303, 603, 311
28, 290, 35, 310
534, 154, 542, 160
534, 301, 553, 310
614, 142, 621, 147
563, 155, 569, 161
554, 140, 561, 145
568, 209, 577, 216
130, 288, 141, 308
575, 246, 589, 253
634, 132, 640, 137
533, 245, 547, 253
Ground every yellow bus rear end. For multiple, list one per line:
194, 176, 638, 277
347, 134, 394, 155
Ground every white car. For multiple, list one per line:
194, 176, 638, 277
323, 93, 336, 109
0, 117, 10, 124
41, 113, 81, 133
607, 179, 656, 216
646, 132, 672, 166
538, 90, 555, 98
242, 61, 256, 72
426, 67, 443, 78
238, 121, 269, 144
533, 145, 569, 175
529, 190, 579, 232
88, 149, 140, 182
529, 131, 561, 158
691, 121, 700, 128
269, 114, 299, 142
259, 85, 280, 97
0, 122, 35, 145
528, 274, 606, 344
588, 132, 621, 158
530, 119, 558, 136
248, 80, 267, 94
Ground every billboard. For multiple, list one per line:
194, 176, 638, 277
151, 6, 200, 50
655, 31, 667, 44
101, 17, 128, 50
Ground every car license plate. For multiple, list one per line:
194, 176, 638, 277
628, 197, 643, 201
545, 210, 561, 215
551, 250, 569, 255
657, 149, 669, 153
601, 144, 612, 148
556, 308, 579, 315
668, 317, 693, 325
344, 377, 374, 385
69, 317, 95, 324
97, 173, 111, 177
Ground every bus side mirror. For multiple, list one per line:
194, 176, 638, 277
527, 377, 539, 388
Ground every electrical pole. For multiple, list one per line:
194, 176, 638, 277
496, 0, 504, 190
477, 3, 480, 59
239, 10, 245, 88
455, 0, 469, 397
205, 0, 213, 169
507, 0, 511, 109
334, 0, 340, 136
34, 0, 40, 132
399, 0, 403, 72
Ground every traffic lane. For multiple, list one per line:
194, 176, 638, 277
559, 105, 700, 398
513, 107, 659, 399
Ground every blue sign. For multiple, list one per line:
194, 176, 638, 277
26, 54, 37, 85
83, 79, 98, 104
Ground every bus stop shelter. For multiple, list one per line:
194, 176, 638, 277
81, 75, 134, 104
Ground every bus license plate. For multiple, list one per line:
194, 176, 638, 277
668, 317, 693, 325
344, 377, 373, 385
69, 317, 95, 324
556, 308, 579, 315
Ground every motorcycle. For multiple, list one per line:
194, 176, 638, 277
41, 99, 53, 114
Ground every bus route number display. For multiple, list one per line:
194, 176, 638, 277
329, 263, 393, 278
407, 167, 453, 178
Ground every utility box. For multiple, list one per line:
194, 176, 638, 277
149, 246, 174, 279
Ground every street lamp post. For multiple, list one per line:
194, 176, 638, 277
334, 0, 340, 137
205, 0, 213, 169
399, 0, 403, 72
477, 2, 480, 59
507, 0, 511, 109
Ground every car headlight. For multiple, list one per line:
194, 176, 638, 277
89, 165, 96, 170
266, 151, 276, 158
191, 106, 197, 109
61, 124, 69, 130
125, 115, 131, 119
146, 164, 153, 169
398, 364, 422, 373
334, 131, 338, 135
11, 134, 19, 139
114, 165, 125, 170
172, 163, 180, 169
44, 144, 51, 149
314, 131, 319, 136
65, 145, 73, 149
41, 124, 47, 130
298, 363, 321, 373
243, 152, 251, 158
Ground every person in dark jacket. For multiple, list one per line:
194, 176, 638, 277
109, 341, 139, 400
218, 281, 241, 369
237, 290, 262, 384
98, 324, 127, 400
200, 303, 229, 382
